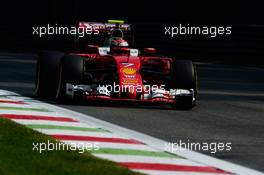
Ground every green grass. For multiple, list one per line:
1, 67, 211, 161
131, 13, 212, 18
0, 118, 143, 175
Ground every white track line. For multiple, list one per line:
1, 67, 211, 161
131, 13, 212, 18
35, 129, 130, 138
94, 154, 205, 166
0, 103, 32, 108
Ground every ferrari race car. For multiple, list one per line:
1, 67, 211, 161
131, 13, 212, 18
36, 20, 197, 109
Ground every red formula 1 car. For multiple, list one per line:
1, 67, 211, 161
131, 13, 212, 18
36, 20, 197, 109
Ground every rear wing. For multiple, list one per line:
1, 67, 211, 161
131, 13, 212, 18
78, 21, 131, 34
75, 20, 134, 51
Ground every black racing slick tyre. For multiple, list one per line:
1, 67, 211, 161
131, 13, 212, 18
56, 55, 84, 102
35, 51, 64, 98
171, 60, 197, 109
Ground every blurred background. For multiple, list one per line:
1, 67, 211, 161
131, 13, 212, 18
0, 0, 263, 66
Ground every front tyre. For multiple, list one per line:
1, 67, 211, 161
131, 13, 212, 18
171, 60, 197, 109
56, 55, 84, 103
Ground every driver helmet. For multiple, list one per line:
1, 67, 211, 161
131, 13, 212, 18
111, 29, 124, 38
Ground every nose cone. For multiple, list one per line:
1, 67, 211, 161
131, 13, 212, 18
118, 62, 143, 99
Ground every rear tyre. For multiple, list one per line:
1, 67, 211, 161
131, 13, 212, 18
56, 55, 84, 103
171, 60, 197, 109
35, 51, 64, 98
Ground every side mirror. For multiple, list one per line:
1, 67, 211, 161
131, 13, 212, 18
85, 45, 99, 53
143, 48, 156, 55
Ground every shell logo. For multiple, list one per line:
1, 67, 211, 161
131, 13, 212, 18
122, 67, 137, 75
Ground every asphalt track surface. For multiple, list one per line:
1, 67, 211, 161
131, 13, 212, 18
0, 52, 264, 172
